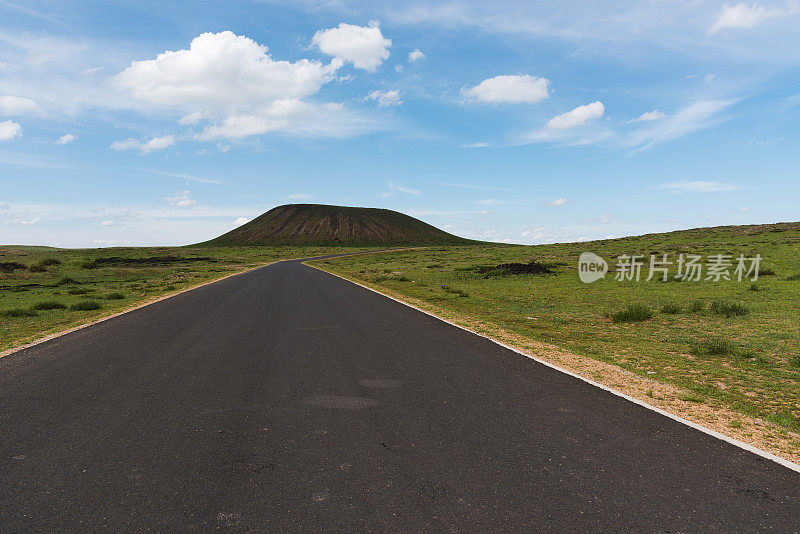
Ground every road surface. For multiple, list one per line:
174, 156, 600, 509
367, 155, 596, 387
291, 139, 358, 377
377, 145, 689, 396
1, 257, 798, 532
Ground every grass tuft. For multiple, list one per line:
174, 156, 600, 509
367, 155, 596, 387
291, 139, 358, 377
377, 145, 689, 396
710, 300, 749, 317
660, 303, 681, 314
611, 304, 653, 323
694, 337, 735, 356
31, 300, 67, 310
688, 300, 705, 313
104, 292, 125, 300
70, 300, 102, 311
441, 284, 469, 298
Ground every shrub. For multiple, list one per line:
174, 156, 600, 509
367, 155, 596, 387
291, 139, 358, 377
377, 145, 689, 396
660, 303, 681, 314
28, 263, 48, 273
759, 267, 776, 276
611, 304, 653, 323
163, 285, 176, 291
3, 308, 38, 317
31, 300, 67, 310
80, 260, 98, 269
70, 300, 102, 311
710, 300, 749, 317
39, 257, 61, 266
783, 273, 800, 281
104, 292, 125, 300
689, 300, 705, 313
790, 356, 800, 368
748, 282, 762, 291
56, 276, 78, 285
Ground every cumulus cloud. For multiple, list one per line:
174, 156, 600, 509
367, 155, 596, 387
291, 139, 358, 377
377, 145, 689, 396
0, 120, 22, 141
111, 135, 175, 154
364, 89, 402, 107
462, 74, 550, 104
547, 101, 605, 129
408, 48, 425, 61
0, 95, 38, 115
630, 110, 666, 122
166, 192, 196, 207
312, 22, 391, 72
546, 198, 567, 206
115, 32, 332, 117
659, 180, 744, 192
56, 133, 77, 144
708, 2, 798, 34
114, 31, 380, 140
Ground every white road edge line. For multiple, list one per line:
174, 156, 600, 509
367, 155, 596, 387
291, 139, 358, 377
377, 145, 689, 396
306, 262, 800, 474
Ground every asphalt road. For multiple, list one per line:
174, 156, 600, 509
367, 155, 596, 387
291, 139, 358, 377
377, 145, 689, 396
1, 257, 799, 532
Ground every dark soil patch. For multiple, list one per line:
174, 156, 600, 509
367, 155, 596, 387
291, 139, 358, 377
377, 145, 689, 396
92, 256, 217, 267
477, 261, 553, 276
0, 262, 26, 273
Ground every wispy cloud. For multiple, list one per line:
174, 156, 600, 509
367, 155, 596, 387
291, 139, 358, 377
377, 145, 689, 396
708, 2, 799, 34
629, 99, 737, 150
659, 180, 744, 193
148, 169, 223, 184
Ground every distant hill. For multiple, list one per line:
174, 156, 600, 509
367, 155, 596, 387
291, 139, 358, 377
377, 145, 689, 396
200, 204, 478, 246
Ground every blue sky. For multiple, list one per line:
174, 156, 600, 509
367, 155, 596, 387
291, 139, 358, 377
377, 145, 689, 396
1, 0, 799, 247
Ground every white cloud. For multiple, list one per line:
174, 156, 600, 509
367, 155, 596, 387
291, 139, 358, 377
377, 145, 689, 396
386, 182, 421, 196
660, 180, 744, 192
312, 22, 391, 72
113, 31, 378, 140
287, 193, 313, 200
100, 220, 115, 226
56, 133, 77, 144
115, 32, 332, 114
0, 95, 38, 115
111, 135, 175, 154
708, 2, 798, 34
364, 89, 402, 107
547, 101, 604, 129
546, 198, 567, 206
20, 217, 39, 225
703, 73, 716, 83
462, 74, 550, 104
165, 192, 196, 207
630, 110, 666, 122
408, 48, 425, 61
629, 99, 735, 149
233, 217, 250, 226
461, 142, 489, 148
0, 120, 22, 140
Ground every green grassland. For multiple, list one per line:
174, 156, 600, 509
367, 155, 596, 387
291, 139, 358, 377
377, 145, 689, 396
311, 222, 800, 435
0, 244, 372, 352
